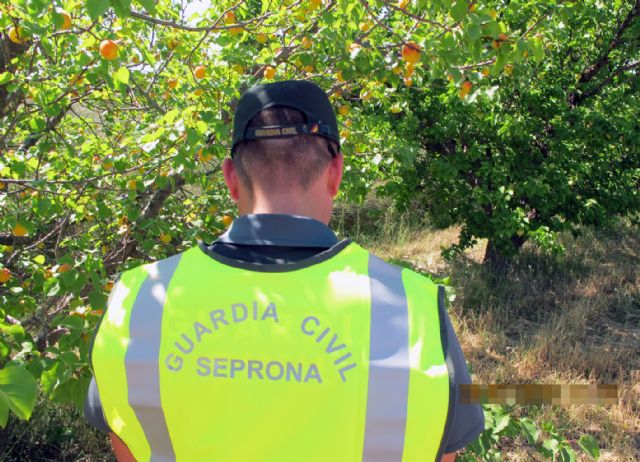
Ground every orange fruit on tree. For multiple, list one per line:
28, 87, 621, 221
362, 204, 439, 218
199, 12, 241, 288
12, 223, 28, 237
208, 205, 219, 215
359, 22, 372, 33
197, 149, 213, 162
223, 11, 236, 24
167, 39, 179, 50
398, 0, 410, 9
301, 37, 312, 49
222, 215, 234, 227
194, 88, 203, 97
338, 105, 350, 116
230, 27, 243, 36
99, 39, 119, 61
459, 80, 473, 98
57, 10, 72, 30
167, 78, 178, 89
264, 66, 276, 79
304, 65, 314, 73
309, 0, 322, 10
403, 63, 415, 77
0, 268, 10, 283
401, 41, 421, 64
57, 263, 72, 273
404, 77, 413, 87
127, 180, 137, 190
8, 26, 27, 44
336, 70, 345, 82
256, 33, 268, 44
159, 233, 172, 244
194, 65, 206, 79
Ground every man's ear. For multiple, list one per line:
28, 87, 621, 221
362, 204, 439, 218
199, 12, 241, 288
222, 157, 240, 201
327, 151, 343, 198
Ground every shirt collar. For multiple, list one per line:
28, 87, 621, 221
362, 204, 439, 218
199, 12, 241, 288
215, 214, 339, 248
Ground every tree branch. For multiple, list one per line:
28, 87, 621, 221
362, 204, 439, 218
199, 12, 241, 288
129, 2, 276, 33
578, 0, 640, 84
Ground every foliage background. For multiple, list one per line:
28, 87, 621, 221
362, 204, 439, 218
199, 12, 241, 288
1, 0, 638, 459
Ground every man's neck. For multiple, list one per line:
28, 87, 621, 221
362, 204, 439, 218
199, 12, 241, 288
238, 197, 331, 225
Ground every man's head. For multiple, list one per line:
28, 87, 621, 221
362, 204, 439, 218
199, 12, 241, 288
222, 80, 343, 223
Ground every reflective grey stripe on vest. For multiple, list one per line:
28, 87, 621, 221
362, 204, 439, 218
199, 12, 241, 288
363, 255, 410, 461
125, 253, 182, 462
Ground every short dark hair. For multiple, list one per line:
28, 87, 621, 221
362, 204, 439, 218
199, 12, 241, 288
233, 106, 338, 194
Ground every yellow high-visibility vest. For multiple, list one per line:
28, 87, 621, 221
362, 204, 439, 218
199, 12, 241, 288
92, 241, 452, 461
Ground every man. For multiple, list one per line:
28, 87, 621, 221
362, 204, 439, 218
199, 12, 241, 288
85, 80, 484, 461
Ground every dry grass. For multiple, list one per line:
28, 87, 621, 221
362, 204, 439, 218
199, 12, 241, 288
362, 220, 640, 461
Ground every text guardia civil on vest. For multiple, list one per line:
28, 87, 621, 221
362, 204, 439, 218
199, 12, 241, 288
164, 300, 357, 383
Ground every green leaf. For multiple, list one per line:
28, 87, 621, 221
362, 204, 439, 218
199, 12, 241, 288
466, 21, 481, 41
493, 414, 510, 434
60, 315, 84, 332
0, 399, 7, 427
532, 38, 544, 63
0, 321, 25, 341
0, 365, 38, 426
559, 447, 577, 462
186, 128, 201, 146
519, 417, 539, 444
578, 435, 600, 460
451, 0, 469, 22
113, 67, 130, 85
29, 117, 46, 132
70, 376, 91, 409
33, 255, 46, 265
89, 291, 107, 311
135, 0, 155, 14
40, 362, 59, 395
0, 72, 13, 85
543, 438, 560, 453
111, 0, 132, 18
86, 0, 110, 20
163, 109, 180, 124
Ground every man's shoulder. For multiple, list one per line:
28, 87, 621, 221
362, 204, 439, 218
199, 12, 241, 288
113, 247, 198, 285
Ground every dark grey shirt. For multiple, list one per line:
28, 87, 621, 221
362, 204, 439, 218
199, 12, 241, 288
85, 214, 484, 453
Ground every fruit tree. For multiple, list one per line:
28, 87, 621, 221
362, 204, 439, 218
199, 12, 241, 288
0, 0, 638, 431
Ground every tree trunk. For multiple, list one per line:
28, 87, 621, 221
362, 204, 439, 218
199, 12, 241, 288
483, 235, 526, 269
483, 239, 508, 269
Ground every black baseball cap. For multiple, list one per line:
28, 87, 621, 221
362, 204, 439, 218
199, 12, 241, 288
230, 80, 340, 157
